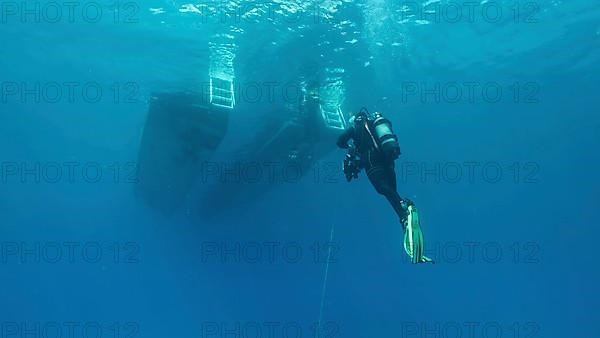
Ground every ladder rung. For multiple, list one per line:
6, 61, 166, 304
212, 97, 232, 104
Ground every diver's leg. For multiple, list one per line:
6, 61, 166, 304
385, 165, 409, 222
367, 165, 408, 226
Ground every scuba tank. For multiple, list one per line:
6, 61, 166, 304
371, 112, 401, 160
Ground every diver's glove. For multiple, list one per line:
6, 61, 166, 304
336, 138, 350, 149
403, 204, 434, 264
343, 146, 360, 182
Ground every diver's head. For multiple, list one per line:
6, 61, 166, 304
351, 107, 370, 123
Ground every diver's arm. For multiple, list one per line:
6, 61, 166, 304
336, 126, 355, 149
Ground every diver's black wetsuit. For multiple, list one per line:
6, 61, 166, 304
337, 116, 409, 225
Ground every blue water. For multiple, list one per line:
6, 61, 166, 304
1, 1, 599, 337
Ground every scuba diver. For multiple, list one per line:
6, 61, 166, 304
336, 108, 433, 264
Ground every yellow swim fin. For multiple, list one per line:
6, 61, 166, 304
403, 205, 434, 264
